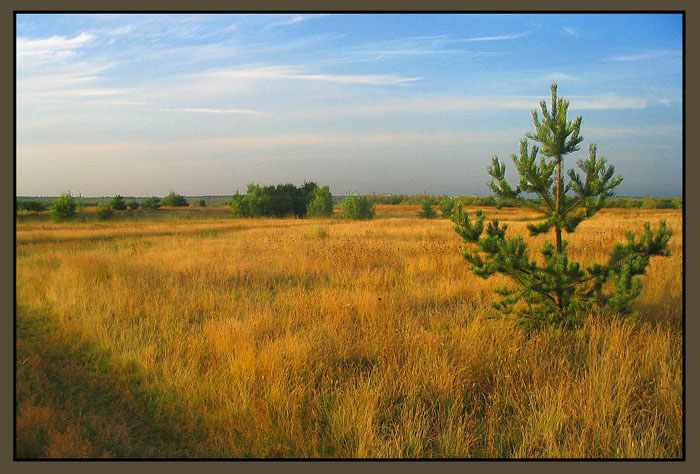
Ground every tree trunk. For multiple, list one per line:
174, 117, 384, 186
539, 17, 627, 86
554, 156, 564, 315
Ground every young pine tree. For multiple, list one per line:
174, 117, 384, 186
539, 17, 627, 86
453, 84, 672, 329
418, 194, 438, 219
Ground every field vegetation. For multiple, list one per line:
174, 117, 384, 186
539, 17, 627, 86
15, 205, 682, 458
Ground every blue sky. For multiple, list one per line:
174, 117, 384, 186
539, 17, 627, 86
16, 13, 682, 197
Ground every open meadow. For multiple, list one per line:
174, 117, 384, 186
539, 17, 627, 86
15, 205, 683, 458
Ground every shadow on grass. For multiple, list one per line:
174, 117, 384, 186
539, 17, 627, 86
15, 308, 225, 459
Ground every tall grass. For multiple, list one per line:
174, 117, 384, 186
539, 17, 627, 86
15, 208, 683, 458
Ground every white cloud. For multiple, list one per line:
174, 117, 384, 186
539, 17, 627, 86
264, 14, 327, 29
585, 125, 680, 139
17, 32, 94, 66
464, 32, 528, 42
606, 49, 680, 62
185, 65, 421, 89
283, 92, 647, 119
569, 93, 647, 110
16, 130, 518, 163
562, 27, 579, 37
158, 107, 268, 116
546, 72, 580, 82
17, 62, 129, 104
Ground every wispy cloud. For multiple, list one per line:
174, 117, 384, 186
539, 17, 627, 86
569, 94, 647, 110
264, 14, 326, 29
186, 65, 420, 88
17, 32, 94, 65
17, 61, 128, 104
585, 124, 680, 139
284, 92, 646, 119
562, 27, 579, 37
16, 130, 519, 161
546, 72, 580, 82
157, 107, 268, 116
464, 32, 528, 42
606, 49, 680, 62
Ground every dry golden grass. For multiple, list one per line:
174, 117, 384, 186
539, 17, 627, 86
15, 207, 682, 458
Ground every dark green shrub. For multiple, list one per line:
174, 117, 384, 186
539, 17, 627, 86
418, 195, 438, 219
96, 204, 114, 221
229, 182, 319, 218
439, 197, 456, 218
111, 194, 127, 211
197, 199, 206, 207
343, 194, 374, 220
127, 200, 140, 210
141, 196, 161, 210
161, 192, 189, 207
51, 192, 77, 221
16, 200, 46, 212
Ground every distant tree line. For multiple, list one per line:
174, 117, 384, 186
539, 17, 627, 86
229, 182, 337, 218
364, 193, 682, 210
16, 190, 681, 222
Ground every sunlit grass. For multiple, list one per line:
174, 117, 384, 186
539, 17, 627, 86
15, 207, 682, 458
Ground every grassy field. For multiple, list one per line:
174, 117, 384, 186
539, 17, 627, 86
15, 205, 683, 458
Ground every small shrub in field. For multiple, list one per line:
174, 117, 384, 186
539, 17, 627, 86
51, 193, 77, 221
96, 204, 114, 221
197, 199, 206, 207
418, 194, 438, 219
343, 194, 374, 220
127, 200, 140, 210
141, 196, 161, 210
307, 185, 334, 217
440, 197, 456, 218
161, 192, 189, 207
305, 224, 329, 239
110, 194, 127, 211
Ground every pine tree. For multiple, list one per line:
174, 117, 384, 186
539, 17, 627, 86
418, 194, 438, 219
111, 194, 127, 211
453, 84, 672, 328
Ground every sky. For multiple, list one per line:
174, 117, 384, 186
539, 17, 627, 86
15, 13, 683, 197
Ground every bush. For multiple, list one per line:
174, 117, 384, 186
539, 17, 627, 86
111, 194, 127, 211
51, 193, 77, 221
343, 194, 374, 220
127, 200, 140, 210
229, 191, 249, 217
305, 224, 329, 239
229, 182, 319, 218
16, 200, 46, 212
307, 185, 334, 217
141, 196, 161, 210
197, 199, 206, 207
161, 192, 189, 207
439, 197, 456, 218
96, 204, 114, 221
418, 194, 438, 218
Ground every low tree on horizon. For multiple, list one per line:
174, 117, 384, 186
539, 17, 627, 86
141, 196, 161, 210
51, 192, 77, 221
161, 191, 189, 207
307, 185, 334, 217
418, 194, 438, 219
111, 194, 127, 211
